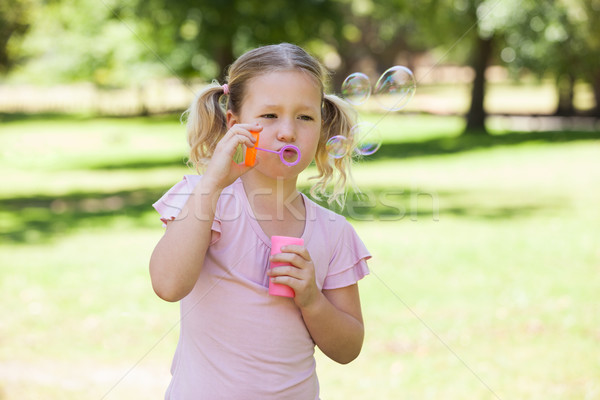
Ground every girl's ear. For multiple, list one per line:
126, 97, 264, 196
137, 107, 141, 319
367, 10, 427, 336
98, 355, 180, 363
226, 110, 238, 128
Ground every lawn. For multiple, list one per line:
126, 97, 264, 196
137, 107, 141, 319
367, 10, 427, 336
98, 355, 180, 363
1, 112, 599, 399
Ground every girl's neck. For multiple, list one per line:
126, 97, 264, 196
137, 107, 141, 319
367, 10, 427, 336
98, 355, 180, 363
240, 172, 299, 206
240, 172, 306, 238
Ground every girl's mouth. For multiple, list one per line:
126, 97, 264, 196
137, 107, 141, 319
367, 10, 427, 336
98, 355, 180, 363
282, 148, 299, 163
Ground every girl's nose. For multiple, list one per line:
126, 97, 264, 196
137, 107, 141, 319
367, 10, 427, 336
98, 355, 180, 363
276, 120, 296, 142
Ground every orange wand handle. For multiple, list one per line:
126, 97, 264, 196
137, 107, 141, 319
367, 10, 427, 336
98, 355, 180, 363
244, 131, 260, 166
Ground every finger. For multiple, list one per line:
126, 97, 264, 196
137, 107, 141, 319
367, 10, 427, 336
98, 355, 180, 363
269, 253, 306, 267
228, 122, 262, 131
222, 127, 256, 147
268, 265, 302, 278
217, 129, 256, 155
280, 245, 312, 261
270, 274, 316, 299
269, 270, 307, 290
269, 275, 300, 289
234, 123, 262, 133
227, 123, 262, 143
232, 156, 258, 173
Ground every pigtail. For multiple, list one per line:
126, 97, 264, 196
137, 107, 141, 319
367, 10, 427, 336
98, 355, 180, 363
184, 82, 229, 172
310, 94, 359, 207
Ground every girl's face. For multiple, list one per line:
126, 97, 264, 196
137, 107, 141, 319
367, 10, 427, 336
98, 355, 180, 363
227, 70, 322, 178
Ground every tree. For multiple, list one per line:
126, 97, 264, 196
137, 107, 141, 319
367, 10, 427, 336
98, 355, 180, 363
7, 0, 163, 87
6, 0, 344, 88
134, 0, 343, 82
465, 34, 493, 133
412, 0, 524, 134
323, 0, 421, 91
0, 0, 37, 74
410, 0, 491, 134
503, 0, 600, 117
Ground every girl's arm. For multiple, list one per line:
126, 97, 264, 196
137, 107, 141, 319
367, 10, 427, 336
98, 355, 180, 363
268, 247, 365, 363
149, 123, 259, 302
300, 284, 364, 364
149, 179, 222, 302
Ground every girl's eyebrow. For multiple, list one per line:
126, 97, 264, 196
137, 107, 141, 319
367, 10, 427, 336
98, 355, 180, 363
260, 103, 319, 112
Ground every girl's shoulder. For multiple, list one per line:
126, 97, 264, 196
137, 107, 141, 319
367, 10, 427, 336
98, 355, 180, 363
153, 174, 236, 227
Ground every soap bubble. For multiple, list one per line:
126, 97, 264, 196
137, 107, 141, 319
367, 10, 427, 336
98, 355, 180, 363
373, 66, 416, 111
341, 73, 371, 105
350, 122, 382, 156
326, 135, 350, 159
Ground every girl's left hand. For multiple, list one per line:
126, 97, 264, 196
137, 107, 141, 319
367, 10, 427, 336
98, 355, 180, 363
268, 245, 320, 309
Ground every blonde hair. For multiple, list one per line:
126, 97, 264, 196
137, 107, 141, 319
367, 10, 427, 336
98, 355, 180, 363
184, 43, 357, 206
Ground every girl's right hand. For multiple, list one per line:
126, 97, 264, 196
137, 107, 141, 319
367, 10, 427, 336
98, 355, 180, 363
203, 123, 262, 190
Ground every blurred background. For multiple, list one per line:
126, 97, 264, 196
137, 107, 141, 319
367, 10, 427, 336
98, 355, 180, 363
1, 0, 599, 399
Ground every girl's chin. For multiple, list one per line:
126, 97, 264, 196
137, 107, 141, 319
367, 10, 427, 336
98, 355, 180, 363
253, 163, 301, 180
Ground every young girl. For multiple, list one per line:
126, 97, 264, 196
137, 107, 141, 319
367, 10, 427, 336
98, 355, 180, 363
150, 43, 371, 399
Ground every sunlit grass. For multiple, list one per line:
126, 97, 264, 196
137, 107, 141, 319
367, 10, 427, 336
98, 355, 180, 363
1, 113, 599, 399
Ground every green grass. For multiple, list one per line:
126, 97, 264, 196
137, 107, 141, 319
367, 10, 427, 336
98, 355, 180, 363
1, 113, 599, 399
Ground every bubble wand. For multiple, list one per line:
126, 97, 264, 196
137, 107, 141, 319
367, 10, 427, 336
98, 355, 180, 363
244, 131, 301, 167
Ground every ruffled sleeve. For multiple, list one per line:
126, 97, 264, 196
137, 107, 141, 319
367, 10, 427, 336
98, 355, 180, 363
152, 175, 221, 244
322, 221, 371, 290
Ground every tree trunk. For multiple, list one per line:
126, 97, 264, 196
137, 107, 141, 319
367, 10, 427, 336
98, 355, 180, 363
554, 73, 575, 116
331, 39, 364, 96
215, 39, 234, 83
464, 35, 493, 135
137, 84, 149, 116
331, 61, 355, 96
592, 72, 600, 118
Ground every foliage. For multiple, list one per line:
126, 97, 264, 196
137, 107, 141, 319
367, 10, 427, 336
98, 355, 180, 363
323, 0, 422, 88
0, 0, 38, 73
7, 0, 167, 87
1, 0, 598, 117
502, 0, 600, 79
500, 0, 600, 114
132, 0, 344, 81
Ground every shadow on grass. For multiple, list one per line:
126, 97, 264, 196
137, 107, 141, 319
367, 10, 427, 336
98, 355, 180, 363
364, 130, 600, 162
0, 188, 166, 244
86, 156, 189, 170
302, 186, 563, 223
0, 111, 181, 124
0, 112, 97, 123
80, 129, 600, 171
1, 185, 563, 244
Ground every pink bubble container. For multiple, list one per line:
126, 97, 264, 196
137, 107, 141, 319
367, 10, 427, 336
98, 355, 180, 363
269, 236, 304, 297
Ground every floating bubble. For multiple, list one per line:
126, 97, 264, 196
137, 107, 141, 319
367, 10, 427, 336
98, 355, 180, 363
350, 122, 382, 156
326, 135, 350, 159
341, 73, 371, 105
373, 66, 416, 111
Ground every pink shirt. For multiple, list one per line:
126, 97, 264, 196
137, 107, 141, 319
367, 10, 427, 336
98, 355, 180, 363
153, 175, 371, 399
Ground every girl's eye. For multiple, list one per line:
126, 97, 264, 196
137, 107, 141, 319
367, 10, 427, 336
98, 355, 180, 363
299, 115, 314, 121
261, 114, 277, 119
